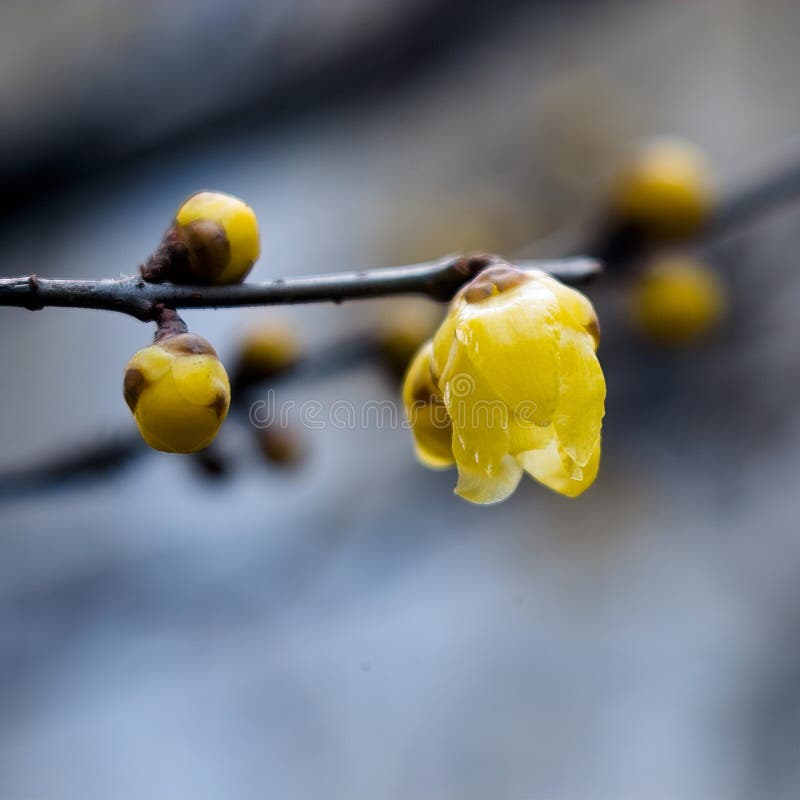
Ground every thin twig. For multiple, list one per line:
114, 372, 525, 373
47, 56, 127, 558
587, 156, 800, 268
0, 432, 146, 500
0, 254, 599, 321
708, 159, 800, 237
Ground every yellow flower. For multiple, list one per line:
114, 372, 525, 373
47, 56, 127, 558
124, 333, 231, 453
172, 191, 260, 284
631, 255, 726, 345
403, 265, 605, 503
612, 137, 715, 238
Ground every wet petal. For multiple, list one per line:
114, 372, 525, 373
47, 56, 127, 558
439, 345, 519, 502
454, 448, 523, 504
518, 436, 601, 497
536, 271, 601, 349
554, 324, 606, 467
453, 280, 561, 426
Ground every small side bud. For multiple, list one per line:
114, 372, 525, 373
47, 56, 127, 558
142, 191, 260, 285
610, 137, 716, 239
232, 320, 302, 389
257, 426, 306, 468
630, 255, 727, 346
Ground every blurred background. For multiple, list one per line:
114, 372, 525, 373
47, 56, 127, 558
2, 0, 800, 797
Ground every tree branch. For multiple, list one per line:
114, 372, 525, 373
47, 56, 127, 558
708, 159, 800, 237
0, 254, 600, 321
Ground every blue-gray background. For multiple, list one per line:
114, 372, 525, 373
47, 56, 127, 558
2, 1, 800, 798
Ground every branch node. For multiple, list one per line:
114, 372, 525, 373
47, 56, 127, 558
428, 252, 503, 301
25, 274, 44, 310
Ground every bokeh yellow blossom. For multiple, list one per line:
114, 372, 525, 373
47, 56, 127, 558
612, 137, 715, 238
232, 320, 303, 387
631, 255, 726, 345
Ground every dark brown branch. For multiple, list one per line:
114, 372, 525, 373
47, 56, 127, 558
0, 254, 600, 321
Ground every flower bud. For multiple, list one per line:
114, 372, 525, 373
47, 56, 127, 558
403, 264, 605, 503
630, 255, 726, 345
124, 333, 231, 453
144, 191, 260, 284
257, 426, 306, 468
232, 321, 302, 388
612, 137, 715, 238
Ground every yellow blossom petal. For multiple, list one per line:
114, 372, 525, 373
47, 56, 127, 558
453, 448, 523, 504
447, 274, 561, 428
438, 344, 523, 504
553, 323, 606, 468
518, 435, 601, 497
536, 270, 601, 349
402, 341, 454, 468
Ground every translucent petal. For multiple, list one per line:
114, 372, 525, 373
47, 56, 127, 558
439, 345, 508, 461
438, 344, 521, 503
518, 436, 601, 497
453, 447, 523, 505
553, 324, 605, 467
402, 342, 454, 468
453, 280, 561, 426
535, 271, 601, 349
411, 405, 454, 468
507, 418, 553, 456
431, 306, 461, 384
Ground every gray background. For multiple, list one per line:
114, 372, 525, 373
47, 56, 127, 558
2, 1, 800, 798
